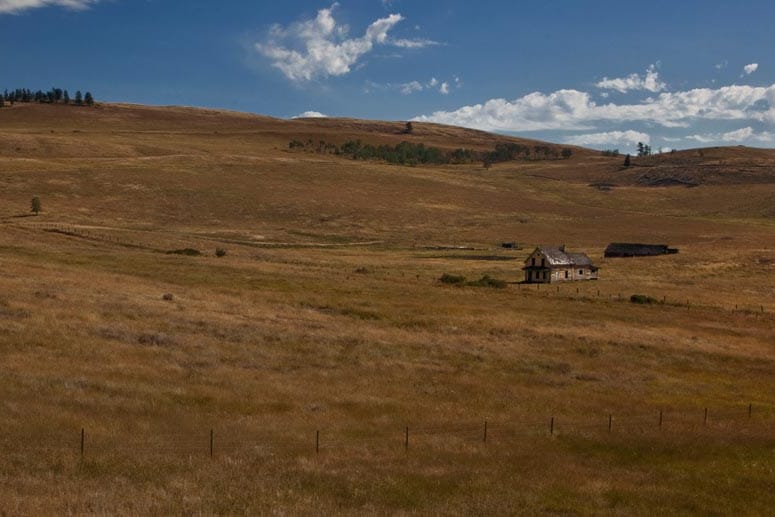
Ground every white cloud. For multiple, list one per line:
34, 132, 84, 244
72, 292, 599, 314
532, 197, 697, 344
686, 126, 774, 144
564, 130, 650, 147
390, 38, 440, 49
400, 80, 423, 95
380, 77, 455, 95
596, 64, 666, 93
292, 111, 328, 118
0, 0, 99, 14
743, 63, 759, 75
722, 127, 755, 141
715, 60, 728, 70
256, 4, 404, 82
413, 84, 775, 132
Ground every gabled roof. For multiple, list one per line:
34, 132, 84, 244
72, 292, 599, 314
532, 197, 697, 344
525, 246, 596, 267
566, 252, 594, 266
540, 246, 573, 265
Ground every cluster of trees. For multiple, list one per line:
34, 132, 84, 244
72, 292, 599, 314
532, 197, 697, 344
636, 142, 653, 157
0, 88, 94, 108
289, 138, 572, 167
601, 149, 620, 157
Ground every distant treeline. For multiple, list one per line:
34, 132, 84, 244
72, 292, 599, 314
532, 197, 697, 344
0, 88, 95, 108
289, 139, 572, 167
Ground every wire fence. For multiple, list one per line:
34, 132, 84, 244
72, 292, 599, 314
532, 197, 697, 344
3, 404, 772, 460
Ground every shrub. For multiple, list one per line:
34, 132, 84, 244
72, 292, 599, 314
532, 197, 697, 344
630, 294, 658, 304
215, 247, 227, 257
439, 273, 466, 285
467, 275, 508, 289
162, 293, 174, 301
167, 248, 201, 256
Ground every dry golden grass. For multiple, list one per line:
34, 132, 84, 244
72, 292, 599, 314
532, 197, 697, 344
0, 103, 773, 514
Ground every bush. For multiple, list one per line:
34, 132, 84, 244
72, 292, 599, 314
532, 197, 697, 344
467, 275, 508, 289
167, 248, 201, 256
439, 273, 466, 285
215, 247, 227, 257
630, 294, 658, 304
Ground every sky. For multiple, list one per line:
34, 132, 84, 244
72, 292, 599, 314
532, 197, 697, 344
2, 0, 775, 153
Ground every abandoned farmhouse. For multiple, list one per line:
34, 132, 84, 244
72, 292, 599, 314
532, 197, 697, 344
523, 246, 599, 284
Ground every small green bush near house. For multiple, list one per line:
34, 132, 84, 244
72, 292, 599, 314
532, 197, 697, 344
630, 294, 658, 304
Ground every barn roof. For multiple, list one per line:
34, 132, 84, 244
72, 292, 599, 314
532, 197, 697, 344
604, 243, 675, 257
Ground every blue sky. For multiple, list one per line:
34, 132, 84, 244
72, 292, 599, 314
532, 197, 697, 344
2, 0, 775, 152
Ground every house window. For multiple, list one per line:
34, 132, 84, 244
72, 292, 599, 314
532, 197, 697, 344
565, 271, 569, 279
541, 258, 546, 267
579, 269, 584, 275
532, 258, 536, 266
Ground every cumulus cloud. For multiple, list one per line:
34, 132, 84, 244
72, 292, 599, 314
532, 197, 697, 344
292, 111, 328, 118
413, 84, 775, 132
256, 4, 433, 82
596, 64, 666, 93
564, 130, 650, 147
439, 81, 449, 95
743, 63, 759, 75
0, 0, 100, 14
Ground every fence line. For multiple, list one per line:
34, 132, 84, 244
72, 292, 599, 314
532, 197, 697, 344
3, 404, 772, 460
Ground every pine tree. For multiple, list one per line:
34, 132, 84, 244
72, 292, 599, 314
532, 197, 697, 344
84, 92, 94, 106
63, 90, 70, 104
75, 90, 83, 105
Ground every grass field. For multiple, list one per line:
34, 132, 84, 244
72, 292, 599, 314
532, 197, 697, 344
1, 103, 773, 514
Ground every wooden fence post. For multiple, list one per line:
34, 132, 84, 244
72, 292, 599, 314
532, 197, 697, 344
608, 414, 612, 432
748, 403, 752, 418
483, 420, 488, 444
316, 430, 320, 454
550, 417, 554, 436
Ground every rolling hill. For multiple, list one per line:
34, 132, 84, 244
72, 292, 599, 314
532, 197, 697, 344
0, 103, 773, 514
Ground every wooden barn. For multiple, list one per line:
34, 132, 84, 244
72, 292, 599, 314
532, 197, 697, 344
522, 245, 599, 284
604, 243, 678, 257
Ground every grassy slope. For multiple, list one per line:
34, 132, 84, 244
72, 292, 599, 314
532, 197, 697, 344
0, 103, 774, 514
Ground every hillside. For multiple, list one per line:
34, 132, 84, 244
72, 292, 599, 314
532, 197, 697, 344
0, 103, 773, 514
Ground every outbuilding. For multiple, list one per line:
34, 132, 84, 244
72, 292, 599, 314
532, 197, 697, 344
604, 243, 678, 257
